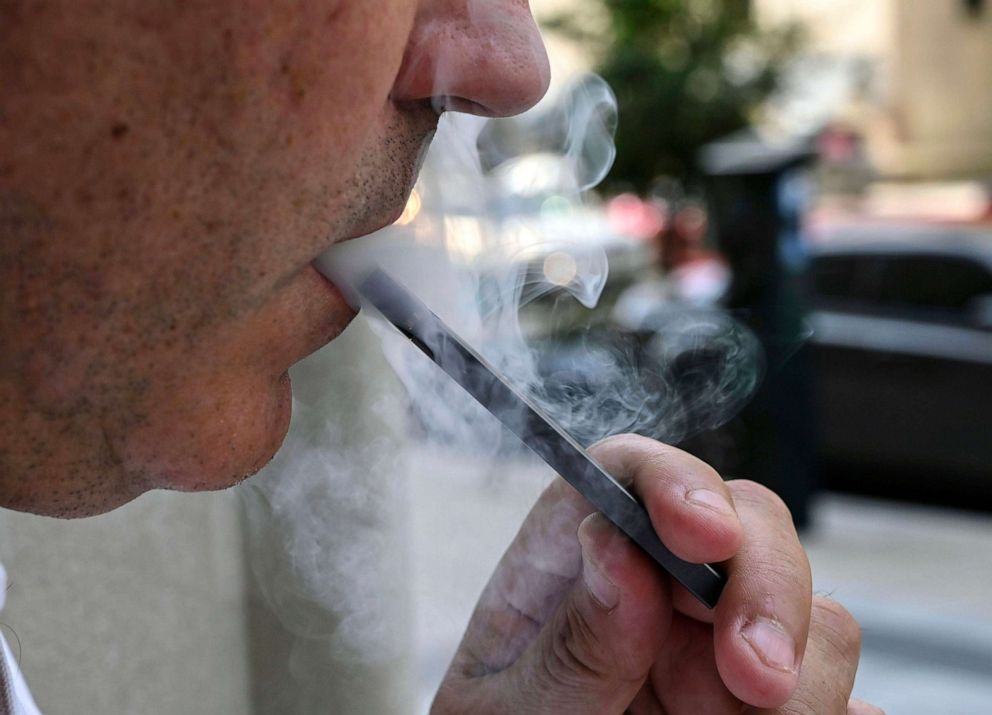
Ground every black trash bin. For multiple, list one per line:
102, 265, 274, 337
697, 130, 818, 528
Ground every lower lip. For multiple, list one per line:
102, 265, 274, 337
310, 265, 358, 313
299, 265, 359, 357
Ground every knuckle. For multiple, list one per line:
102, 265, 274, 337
542, 605, 643, 689
729, 479, 792, 520
591, 434, 685, 474
812, 597, 862, 659
590, 436, 725, 499
545, 606, 607, 686
644, 449, 722, 490
633, 450, 723, 506
754, 543, 810, 590
588, 433, 648, 465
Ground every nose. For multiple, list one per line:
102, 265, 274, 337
392, 0, 551, 118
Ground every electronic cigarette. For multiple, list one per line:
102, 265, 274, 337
358, 268, 725, 609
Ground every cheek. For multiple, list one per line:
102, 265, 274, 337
246, 1, 416, 161
277, 5, 419, 224
166, 1, 421, 284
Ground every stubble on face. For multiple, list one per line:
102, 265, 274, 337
0, 0, 441, 517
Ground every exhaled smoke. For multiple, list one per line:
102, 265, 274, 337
319, 76, 617, 448
243, 71, 761, 677
321, 74, 760, 449
531, 307, 762, 446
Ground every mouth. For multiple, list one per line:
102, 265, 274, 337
309, 261, 347, 296
310, 264, 358, 315
293, 265, 358, 361
290, 102, 441, 358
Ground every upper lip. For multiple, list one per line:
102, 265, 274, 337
299, 100, 441, 277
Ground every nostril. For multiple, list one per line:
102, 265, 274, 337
431, 95, 494, 117
430, 95, 448, 115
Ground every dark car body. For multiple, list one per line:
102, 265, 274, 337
808, 224, 992, 508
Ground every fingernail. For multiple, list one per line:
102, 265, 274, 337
578, 517, 620, 611
741, 618, 797, 673
686, 488, 735, 516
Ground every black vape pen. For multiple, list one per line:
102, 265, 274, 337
359, 269, 725, 609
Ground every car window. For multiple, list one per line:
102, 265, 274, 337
812, 255, 853, 297
877, 254, 992, 314
813, 251, 992, 324
812, 254, 884, 305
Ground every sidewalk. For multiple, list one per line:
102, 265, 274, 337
407, 445, 992, 713
803, 496, 992, 715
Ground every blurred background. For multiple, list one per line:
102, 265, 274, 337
1, 1, 990, 713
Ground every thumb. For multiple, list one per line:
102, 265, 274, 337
503, 514, 673, 713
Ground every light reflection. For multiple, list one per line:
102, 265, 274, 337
500, 218, 542, 255
394, 189, 422, 226
443, 215, 485, 260
543, 251, 578, 287
541, 195, 572, 216
497, 153, 565, 197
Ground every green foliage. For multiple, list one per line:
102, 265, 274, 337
548, 0, 800, 191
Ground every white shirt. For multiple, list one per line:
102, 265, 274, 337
0, 564, 42, 715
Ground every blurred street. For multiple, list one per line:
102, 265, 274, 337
408, 445, 992, 715
804, 497, 992, 714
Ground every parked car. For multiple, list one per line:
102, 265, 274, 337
520, 218, 992, 511
808, 223, 992, 508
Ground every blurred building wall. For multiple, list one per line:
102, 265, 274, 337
757, 0, 992, 179
0, 491, 254, 714
756, 0, 895, 56
885, 1, 992, 178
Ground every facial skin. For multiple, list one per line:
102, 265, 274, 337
0, 0, 550, 517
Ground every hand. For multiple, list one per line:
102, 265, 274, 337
432, 434, 883, 714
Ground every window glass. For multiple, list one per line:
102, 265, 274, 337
813, 251, 992, 321
811, 255, 855, 298
812, 254, 885, 305
877, 255, 992, 312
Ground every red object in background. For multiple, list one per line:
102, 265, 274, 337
658, 201, 731, 305
607, 193, 668, 240
818, 126, 860, 164
660, 202, 724, 272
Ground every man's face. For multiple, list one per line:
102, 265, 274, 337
0, 0, 549, 516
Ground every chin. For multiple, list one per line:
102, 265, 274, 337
347, 210, 405, 242
346, 181, 421, 239
148, 371, 295, 494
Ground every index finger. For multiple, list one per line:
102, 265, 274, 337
451, 434, 745, 674
589, 434, 744, 565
